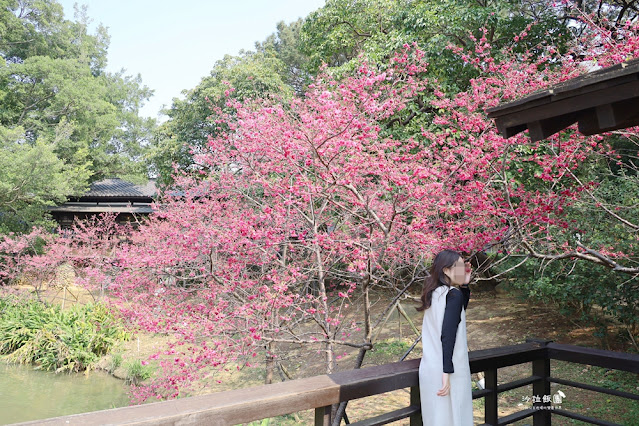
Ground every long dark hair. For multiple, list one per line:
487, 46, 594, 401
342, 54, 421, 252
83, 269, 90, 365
416, 249, 462, 312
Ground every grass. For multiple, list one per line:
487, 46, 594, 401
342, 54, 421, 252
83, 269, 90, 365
123, 359, 155, 385
107, 353, 123, 373
366, 339, 415, 364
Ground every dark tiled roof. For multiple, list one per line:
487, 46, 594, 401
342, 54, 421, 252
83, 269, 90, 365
81, 178, 157, 199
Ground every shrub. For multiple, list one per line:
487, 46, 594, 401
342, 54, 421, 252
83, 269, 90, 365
0, 297, 130, 372
123, 359, 155, 385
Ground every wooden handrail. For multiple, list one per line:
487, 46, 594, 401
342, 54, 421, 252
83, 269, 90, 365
547, 341, 639, 373
16, 339, 639, 426
20, 359, 423, 425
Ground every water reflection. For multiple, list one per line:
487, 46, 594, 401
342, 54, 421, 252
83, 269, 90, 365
0, 363, 129, 425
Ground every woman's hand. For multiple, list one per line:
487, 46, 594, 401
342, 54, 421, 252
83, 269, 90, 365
463, 262, 472, 285
437, 373, 451, 396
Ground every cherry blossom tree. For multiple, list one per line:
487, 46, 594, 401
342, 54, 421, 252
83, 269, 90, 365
2, 5, 638, 402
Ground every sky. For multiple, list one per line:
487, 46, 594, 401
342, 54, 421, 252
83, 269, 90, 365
58, 1, 326, 120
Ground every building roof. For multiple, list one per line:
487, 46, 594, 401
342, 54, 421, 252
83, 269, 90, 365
80, 178, 157, 199
48, 202, 154, 214
486, 57, 639, 141
49, 178, 157, 216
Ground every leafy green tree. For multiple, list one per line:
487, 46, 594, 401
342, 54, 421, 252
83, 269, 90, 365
150, 50, 292, 186
300, 0, 569, 91
256, 19, 311, 95
0, 0, 155, 232
0, 125, 90, 233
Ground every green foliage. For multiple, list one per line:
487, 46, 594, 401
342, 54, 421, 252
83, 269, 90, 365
367, 339, 413, 364
300, 0, 568, 92
0, 0, 155, 234
256, 19, 311, 95
492, 129, 639, 345
123, 359, 154, 385
0, 298, 131, 373
150, 50, 292, 186
0, 125, 90, 233
503, 258, 638, 342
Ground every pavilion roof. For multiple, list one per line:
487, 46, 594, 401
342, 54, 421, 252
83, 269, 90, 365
80, 178, 157, 199
486, 57, 639, 141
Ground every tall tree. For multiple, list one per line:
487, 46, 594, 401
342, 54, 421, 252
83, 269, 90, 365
300, 0, 569, 90
256, 19, 311, 95
150, 50, 292, 186
0, 0, 155, 232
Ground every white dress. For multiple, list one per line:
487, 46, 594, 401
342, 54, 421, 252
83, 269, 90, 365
419, 285, 474, 425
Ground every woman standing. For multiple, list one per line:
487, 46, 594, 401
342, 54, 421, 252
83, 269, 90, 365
417, 250, 474, 425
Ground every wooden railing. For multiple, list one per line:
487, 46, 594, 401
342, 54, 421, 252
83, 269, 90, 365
20, 338, 639, 426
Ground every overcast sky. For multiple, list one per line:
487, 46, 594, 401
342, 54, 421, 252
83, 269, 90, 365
58, 1, 326, 120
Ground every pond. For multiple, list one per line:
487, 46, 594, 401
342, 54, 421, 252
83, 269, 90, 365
0, 364, 130, 425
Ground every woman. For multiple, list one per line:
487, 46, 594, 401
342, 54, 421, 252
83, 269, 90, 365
417, 249, 473, 425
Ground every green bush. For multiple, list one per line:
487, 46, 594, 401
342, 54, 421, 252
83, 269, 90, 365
496, 256, 639, 348
0, 297, 131, 372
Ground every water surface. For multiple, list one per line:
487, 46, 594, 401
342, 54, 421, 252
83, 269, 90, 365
0, 363, 129, 425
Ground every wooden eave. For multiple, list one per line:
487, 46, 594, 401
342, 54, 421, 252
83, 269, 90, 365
486, 58, 639, 141
48, 202, 154, 214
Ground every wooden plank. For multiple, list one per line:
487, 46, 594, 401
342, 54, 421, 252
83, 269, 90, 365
315, 406, 332, 426
547, 342, 639, 373
581, 116, 639, 135
409, 385, 423, 426
329, 358, 420, 401
549, 377, 639, 401
469, 342, 546, 373
487, 92, 553, 118
488, 70, 639, 118
552, 408, 622, 426
579, 98, 639, 135
527, 112, 579, 141
22, 339, 639, 426
497, 375, 543, 393
495, 79, 639, 131
532, 357, 551, 425
484, 368, 499, 425
496, 408, 535, 425
498, 122, 527, 139
19, 375, 341, 426
348, 406, 420, 426
487, 58, 639, 117
548, 72, 639, 102
472, 388, 493, 399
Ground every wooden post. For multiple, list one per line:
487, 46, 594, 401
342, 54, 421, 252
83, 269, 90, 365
410, 385, 423, 426
315, 405, 331, 426
484, 368, 498, 425
528, 338, 552, 426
